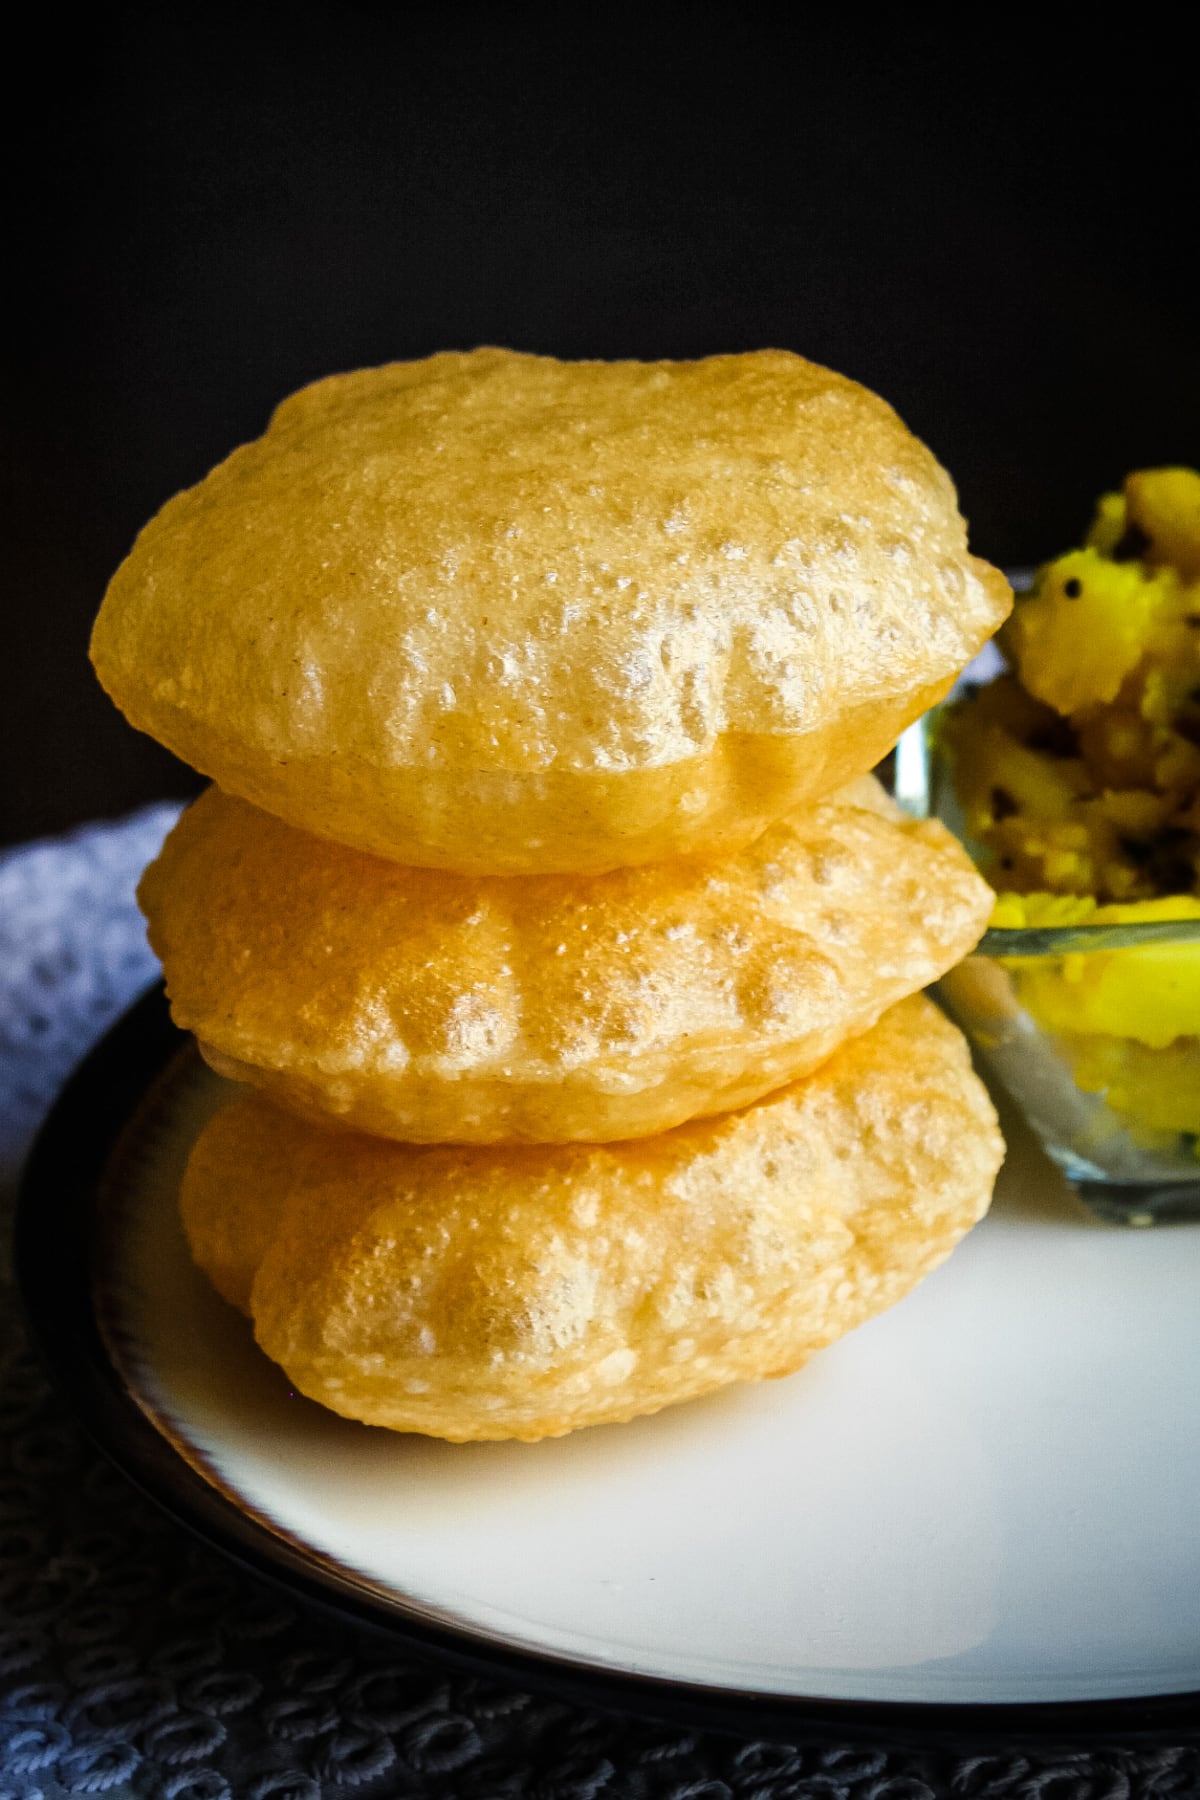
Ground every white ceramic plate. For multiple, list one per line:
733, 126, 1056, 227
17, 992, 1200, 1744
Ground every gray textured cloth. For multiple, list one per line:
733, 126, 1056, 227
0, 808, 1194, 1798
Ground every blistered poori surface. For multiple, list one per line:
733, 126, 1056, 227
180, 996, 1003, 1441
93, 349, 1010, 872
140, 777, 993, 1143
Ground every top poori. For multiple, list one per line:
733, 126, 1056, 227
92, 348, 1011, 873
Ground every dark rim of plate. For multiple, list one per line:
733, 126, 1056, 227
13, 984, 1200, 1753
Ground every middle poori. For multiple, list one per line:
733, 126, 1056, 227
140, 775, 993, 1144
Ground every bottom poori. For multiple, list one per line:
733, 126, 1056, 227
181, 995, 1003, 1442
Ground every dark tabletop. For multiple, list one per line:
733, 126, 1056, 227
4, 5, 1198, 848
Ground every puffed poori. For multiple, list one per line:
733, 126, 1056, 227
180, 995, 1003, 1442
140, 776, 992, 1144
92, 349, 1011, 873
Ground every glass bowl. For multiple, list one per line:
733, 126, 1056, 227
895, 682, 1200, 1226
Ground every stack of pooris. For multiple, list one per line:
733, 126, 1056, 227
92, 348, 1010, 1442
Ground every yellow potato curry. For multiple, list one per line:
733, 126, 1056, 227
946, 467, 1200, 1135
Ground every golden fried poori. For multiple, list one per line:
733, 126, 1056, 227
93, 349, 1010, 873
140, 776, 992, 1144
180, 995, 1003, 1441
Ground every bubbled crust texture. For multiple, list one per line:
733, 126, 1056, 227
180, 996, 1003, 1442
92, 349, 1011, 873
139, 777, 993, 1144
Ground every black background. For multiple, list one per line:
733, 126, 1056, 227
5, 6, 1197, 847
